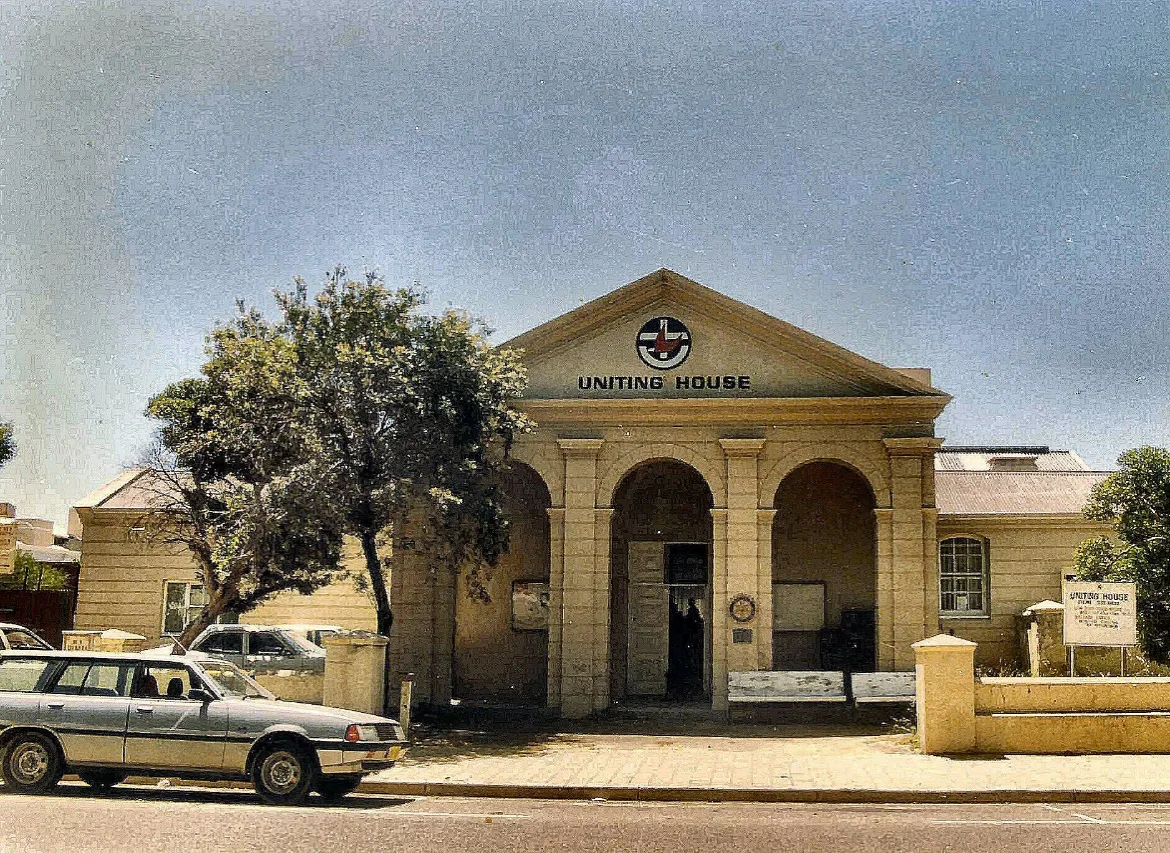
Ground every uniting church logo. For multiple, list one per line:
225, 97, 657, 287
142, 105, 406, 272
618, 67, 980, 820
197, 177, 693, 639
636, 316, 692, 370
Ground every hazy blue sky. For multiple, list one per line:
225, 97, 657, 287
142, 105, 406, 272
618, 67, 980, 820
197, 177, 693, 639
2, 0, 1168, 526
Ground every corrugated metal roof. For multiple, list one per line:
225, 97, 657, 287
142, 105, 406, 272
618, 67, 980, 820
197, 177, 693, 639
935, 447, 1090, 472
17, 542, 80, 564
936, 471, 1108, 516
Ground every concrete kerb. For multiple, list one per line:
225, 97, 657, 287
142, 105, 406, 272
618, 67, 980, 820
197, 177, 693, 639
69, 776, 1170, 805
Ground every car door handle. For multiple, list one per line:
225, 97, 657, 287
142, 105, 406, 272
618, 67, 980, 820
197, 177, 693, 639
135, 706, 154, 714
45, 701, 64, 710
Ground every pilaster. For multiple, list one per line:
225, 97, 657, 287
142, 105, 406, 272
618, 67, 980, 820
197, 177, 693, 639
546, 507, 566, 709
557, 438, 605, 718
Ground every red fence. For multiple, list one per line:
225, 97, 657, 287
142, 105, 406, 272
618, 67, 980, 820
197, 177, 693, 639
0, 590, 74, 647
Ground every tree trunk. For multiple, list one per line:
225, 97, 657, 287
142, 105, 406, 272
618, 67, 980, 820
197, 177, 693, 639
360, 528, 393, 637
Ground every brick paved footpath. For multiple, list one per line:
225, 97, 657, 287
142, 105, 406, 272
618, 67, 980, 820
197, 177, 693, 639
361, 724, 1170, 803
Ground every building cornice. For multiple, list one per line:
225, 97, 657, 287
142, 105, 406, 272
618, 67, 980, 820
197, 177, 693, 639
516, 395, 950, 426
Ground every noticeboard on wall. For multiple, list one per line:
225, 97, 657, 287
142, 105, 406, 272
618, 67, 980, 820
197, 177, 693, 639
512, 581, 551, 631
772, 583, 826, 632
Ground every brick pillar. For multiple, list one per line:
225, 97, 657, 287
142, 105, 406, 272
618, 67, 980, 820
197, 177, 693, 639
756, 508, 778, 671
719, 439, 767, 685
883, 437, 944, 670
546, 507, 566, 709
557, 438, 604, 718
913, 634, 977, 754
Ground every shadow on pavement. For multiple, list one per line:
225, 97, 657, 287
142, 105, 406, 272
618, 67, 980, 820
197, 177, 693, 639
0, 781, 413, 809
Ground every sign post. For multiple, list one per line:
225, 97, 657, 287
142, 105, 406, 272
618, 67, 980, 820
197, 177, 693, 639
1062, 581, 1138, 675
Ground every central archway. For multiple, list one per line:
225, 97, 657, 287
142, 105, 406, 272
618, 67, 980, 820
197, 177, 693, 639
608, 459, 714, 702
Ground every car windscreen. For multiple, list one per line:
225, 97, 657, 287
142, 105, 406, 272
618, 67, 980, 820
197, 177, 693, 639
4, 629, 51, 651
0, 657, 55, 692
198, 659, 275, 699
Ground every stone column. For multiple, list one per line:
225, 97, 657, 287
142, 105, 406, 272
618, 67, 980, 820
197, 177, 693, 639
1023, 600, 1067, 677
756, 508, 778, 671
912, 634, 977, 754
883, 437, 944, 669
710, 508, 729, 711
546, 507, 566, 709
719, 439, 767, 687
593, 507, 615, 710
874, 507, 895, 671
557, 438, 604, 718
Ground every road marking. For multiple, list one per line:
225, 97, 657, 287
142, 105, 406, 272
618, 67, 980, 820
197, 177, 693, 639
933, 819, 1170, 826
1071, 812, 1104, 823
388, 810, 531, 819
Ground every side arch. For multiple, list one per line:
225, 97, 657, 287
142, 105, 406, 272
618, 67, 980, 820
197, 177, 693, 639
760, 444, 890, 509
509, 443, 563, 506
596, 443, 727, 508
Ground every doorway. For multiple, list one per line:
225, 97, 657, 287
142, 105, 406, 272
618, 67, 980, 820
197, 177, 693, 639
609, 458, 714, 703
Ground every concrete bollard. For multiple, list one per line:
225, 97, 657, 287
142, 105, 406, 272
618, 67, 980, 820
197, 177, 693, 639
322, 631, 389, 716
912, 634, 978, 754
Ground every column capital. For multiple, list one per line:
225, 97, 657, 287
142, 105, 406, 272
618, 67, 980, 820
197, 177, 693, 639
593, 507, 615, 522
709, 508, 730, 523
873, 507, 894, 520
557, 437, 604, 457
755, 508, 778, 524
546, 507, 566, 522
882, 437, 944, 456
719, 437, 767, 458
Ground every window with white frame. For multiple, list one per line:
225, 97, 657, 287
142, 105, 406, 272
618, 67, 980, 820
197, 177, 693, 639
162, 581, 208, 635
939, 536, 989, 616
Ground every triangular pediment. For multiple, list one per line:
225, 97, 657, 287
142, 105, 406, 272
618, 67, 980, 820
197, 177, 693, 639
504, 269, 948, 401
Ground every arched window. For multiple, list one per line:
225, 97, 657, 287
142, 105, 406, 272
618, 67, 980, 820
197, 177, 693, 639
939, 537, 989, 616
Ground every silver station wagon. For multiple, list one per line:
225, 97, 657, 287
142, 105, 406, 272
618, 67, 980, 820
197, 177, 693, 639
0, 650, 408, 805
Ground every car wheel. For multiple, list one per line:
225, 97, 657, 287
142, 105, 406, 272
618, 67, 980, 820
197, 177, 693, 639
252, 743, 316, 806
315, 775, 363, 802
77, 770, 128, 791
1, 732, 64, 794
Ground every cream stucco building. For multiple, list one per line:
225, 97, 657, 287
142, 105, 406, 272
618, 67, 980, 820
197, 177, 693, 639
72, 270, 1110, 717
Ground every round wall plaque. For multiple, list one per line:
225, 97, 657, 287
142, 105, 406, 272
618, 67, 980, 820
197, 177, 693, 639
729, 594, 756, 624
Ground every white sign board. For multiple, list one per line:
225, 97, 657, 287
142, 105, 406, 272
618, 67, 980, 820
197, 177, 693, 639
1063, 581, 1138, 647
0, 520, 14, 576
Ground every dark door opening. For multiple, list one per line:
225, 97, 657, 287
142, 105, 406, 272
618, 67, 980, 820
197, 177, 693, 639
665, 543, 707, 700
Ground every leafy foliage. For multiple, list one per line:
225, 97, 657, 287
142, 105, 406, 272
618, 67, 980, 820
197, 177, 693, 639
1073, 446, 1170, 661
275, 269, 531, 633
146, 267, 530, 645
145, 307, 346, 647
0, 421, 14, 470
0, 550, 69, 592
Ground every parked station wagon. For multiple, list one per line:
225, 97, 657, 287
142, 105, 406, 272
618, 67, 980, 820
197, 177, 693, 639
0, 650, 407, 805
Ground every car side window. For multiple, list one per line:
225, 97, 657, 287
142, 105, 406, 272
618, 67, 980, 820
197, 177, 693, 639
81, 663, 133, 697
250, 631, 290, 656
5, 630, 49, 650
49, 662, 91, 695
198, 631, 244, 655
0, 658, 54, 693
134, 664, 202, 700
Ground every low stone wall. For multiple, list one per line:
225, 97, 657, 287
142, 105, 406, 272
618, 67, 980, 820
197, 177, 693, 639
915, 634, 1170, 755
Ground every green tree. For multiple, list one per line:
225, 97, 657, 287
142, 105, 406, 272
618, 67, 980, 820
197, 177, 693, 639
275, 269, 530, 636
1073, 446, 1170, 661
145, 307, 347, 648
0, 421, 14, 469
0, 550, 68, 592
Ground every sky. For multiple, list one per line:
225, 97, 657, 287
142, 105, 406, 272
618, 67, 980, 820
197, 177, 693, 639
2, 0, 1169, 528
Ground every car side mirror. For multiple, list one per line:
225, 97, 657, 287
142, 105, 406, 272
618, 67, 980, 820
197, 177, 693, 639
188, 688, 214, 703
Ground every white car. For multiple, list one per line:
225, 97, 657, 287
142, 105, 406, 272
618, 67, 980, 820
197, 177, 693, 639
276, 624, 345, 650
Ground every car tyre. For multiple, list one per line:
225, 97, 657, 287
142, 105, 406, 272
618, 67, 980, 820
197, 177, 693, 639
315, 774, 363, 802
252, 743, 316, 806
1, 732, 64, 794
78, 769, 128, 791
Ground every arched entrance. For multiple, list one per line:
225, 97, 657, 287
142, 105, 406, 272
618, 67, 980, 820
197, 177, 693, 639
609, 459, 714, 702
453, 462, 551, 703
772, 461, 876, 672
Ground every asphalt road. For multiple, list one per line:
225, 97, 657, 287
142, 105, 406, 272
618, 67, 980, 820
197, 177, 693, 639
6, 786, 1170, 852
